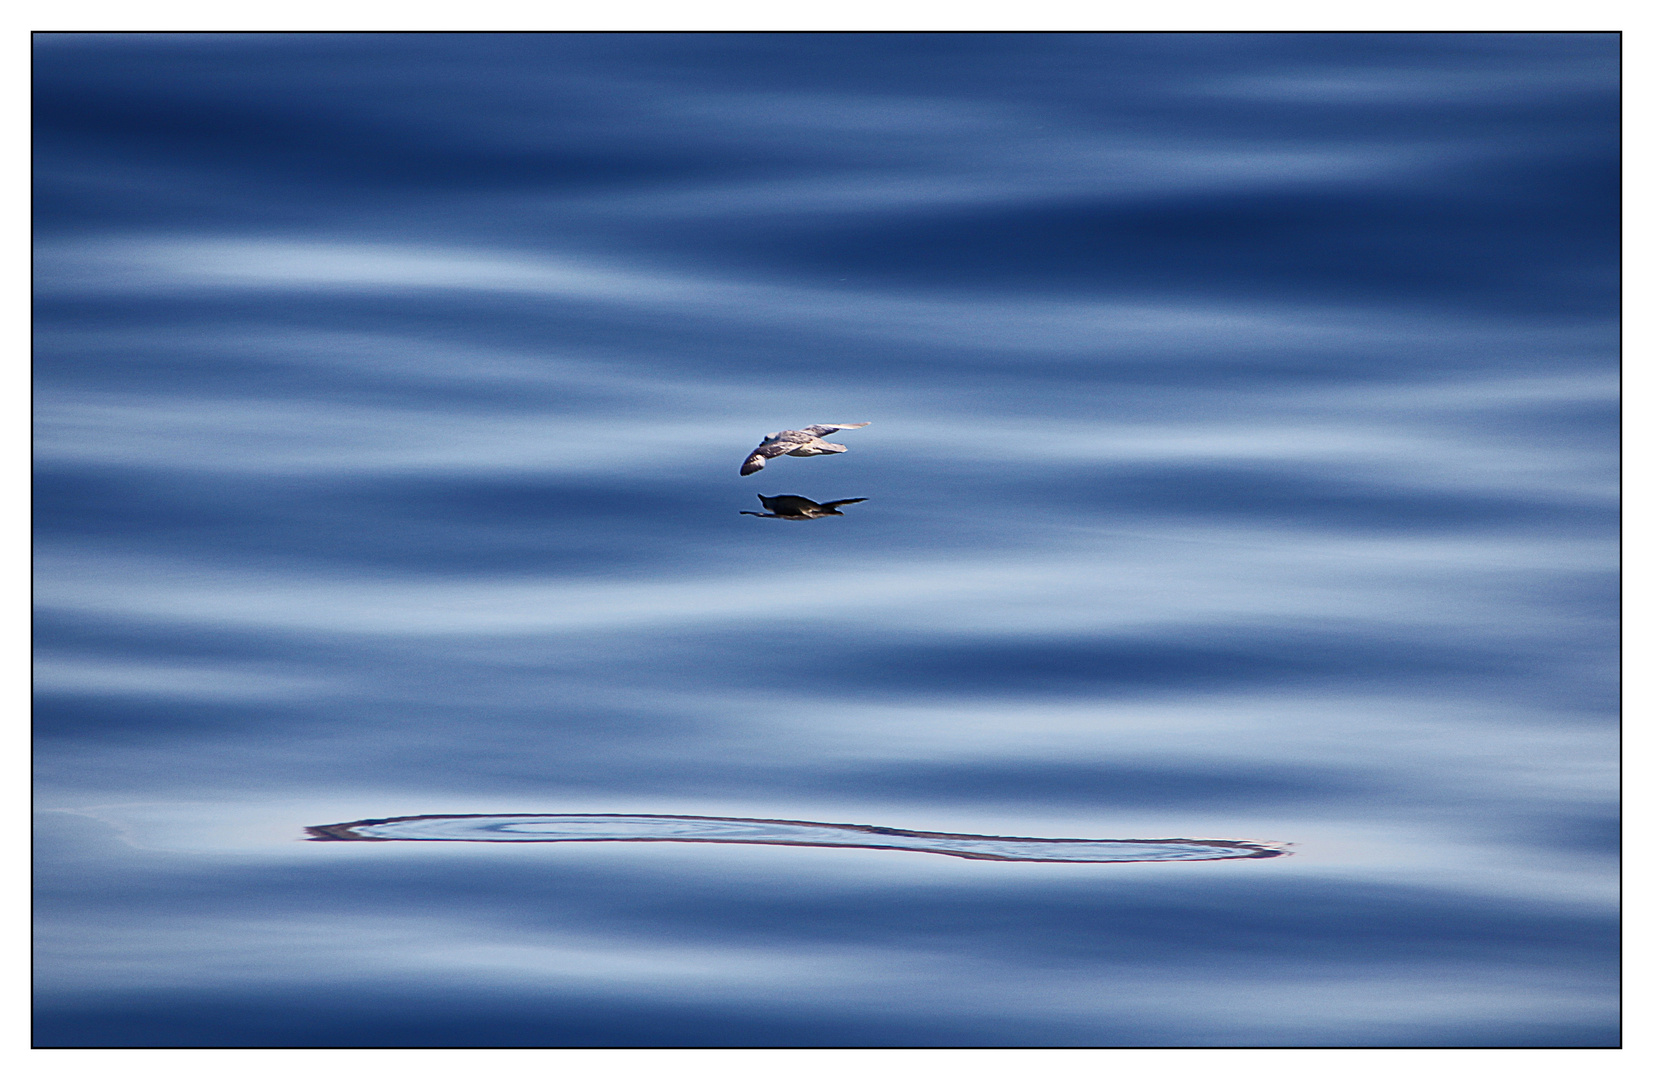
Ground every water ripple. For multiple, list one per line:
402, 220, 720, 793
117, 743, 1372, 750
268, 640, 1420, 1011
306, 813, 1287, 863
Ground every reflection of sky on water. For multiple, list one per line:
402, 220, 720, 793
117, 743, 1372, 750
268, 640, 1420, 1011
34, 33, 1617, 1046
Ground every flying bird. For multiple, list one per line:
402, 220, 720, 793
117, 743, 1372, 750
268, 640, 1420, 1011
741, 494, 868, 520
740, 423, 869, 475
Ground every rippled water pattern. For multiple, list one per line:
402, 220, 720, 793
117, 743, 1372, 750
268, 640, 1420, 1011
309, 814, 1286, 862
34, 33, 1618, 1048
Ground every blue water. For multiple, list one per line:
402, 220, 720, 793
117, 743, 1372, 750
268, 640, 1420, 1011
32, 32, 1619, 1048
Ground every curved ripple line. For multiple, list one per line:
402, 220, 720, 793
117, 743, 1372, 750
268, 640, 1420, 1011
305, 813, 1288, 863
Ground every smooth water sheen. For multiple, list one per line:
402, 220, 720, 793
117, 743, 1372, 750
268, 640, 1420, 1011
33, 33, 1618, 1048
307, 814, 1286, 862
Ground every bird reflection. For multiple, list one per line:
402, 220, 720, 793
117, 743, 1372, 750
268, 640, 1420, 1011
741, 494, 868, 520
740, 423, 869, 475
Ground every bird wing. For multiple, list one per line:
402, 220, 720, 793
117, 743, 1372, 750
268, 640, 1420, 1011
800, 423, 869, 436
740, 430, 814, 475
819, 498, 868, 510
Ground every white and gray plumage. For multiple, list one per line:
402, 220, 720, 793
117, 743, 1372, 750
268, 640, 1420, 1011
740, 423, 869, 476
740, 494, 868, 520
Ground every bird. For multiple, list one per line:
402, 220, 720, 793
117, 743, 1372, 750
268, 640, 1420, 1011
741, 494, 868, 520
740, 423, 869, 475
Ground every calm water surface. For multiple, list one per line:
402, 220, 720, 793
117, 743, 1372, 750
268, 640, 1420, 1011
33, 32, 1618, 1047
